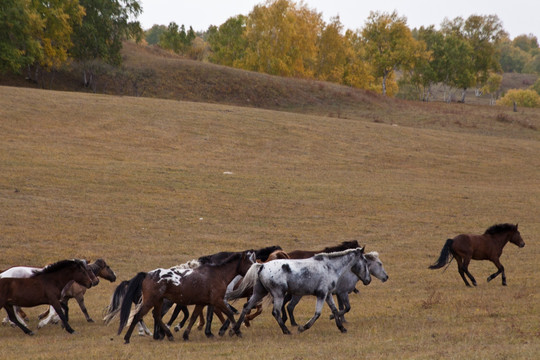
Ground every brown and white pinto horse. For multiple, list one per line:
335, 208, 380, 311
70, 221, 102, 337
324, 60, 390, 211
429, 223, 525, 286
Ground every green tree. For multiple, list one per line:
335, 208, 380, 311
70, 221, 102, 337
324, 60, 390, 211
442, 15, 505, 102
145, 24, 166, 45
0, 0, 41, 73
361, 11, 421, 96
70, 0, 142, 88
481, 72, 502, 105
498, 38, 532, 73
159, 23, 195, 54
513, 34, 539, 55
207, 15, 247, 66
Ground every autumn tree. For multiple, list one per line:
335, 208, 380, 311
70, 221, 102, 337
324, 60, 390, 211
314, 16, 348, 82
238, 0, 322, 78
361, 11, 422, 96
145, 24, 167, 45
27, 0, 85, 82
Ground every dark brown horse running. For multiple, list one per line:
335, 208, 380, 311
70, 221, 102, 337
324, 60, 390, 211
287, 240, 360, 259
118, 251, 255, 343
429, 223, 525, 286
0, 259, 94, 335
37, 258, 117, 326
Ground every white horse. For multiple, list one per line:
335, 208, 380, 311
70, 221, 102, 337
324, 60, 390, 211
285, 251, 388, 326
228, 247, 371, 336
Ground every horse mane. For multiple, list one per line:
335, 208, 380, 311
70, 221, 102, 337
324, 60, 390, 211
254, 245, 282, 262
202, 252, 244, 267
198, 251, 234, 265
484, 223, 517, 235
172, 259, 200, 270
35, 259, 82, 275
321, 240, 360, 253
314, 247, 360, 260
364, 251, 380, 261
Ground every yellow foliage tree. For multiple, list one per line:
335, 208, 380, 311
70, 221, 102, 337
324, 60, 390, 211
361, 11, 422, 96
238, 0, 322, 78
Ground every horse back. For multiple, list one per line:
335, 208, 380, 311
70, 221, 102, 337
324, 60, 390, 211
287, 250, 316, 259
452, 234, 495, 260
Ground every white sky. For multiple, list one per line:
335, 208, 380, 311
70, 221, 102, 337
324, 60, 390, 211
138, 0, 539, 40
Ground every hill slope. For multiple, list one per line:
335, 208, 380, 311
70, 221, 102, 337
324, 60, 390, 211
0, 86, 539, 358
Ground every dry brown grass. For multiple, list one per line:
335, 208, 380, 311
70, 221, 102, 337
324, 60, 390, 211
1, 85, 539, 359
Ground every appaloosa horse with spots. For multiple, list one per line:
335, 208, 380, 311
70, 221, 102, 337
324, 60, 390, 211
228, 247, 371, 336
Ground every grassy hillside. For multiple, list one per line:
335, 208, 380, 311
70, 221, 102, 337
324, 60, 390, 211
0, 85, 539, 359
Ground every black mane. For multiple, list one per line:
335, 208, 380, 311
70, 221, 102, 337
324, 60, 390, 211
35, 259, 82, 275
201, 252, 244, 267
254, 245, 282, 262
321, 240, 360, 253
484, 223, 517, 235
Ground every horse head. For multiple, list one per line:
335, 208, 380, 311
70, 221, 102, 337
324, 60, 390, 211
510, 224, 525, 248
74, 260, 95, 288
94, 259, 117, 282
351, 248, 371, 286
365, 251, 389, 282
238, 250, 256, 276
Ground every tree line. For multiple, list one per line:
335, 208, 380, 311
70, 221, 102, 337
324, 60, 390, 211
2, 0, 539, 103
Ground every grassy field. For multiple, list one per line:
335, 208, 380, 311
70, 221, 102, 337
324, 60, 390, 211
0, 85, 539, 359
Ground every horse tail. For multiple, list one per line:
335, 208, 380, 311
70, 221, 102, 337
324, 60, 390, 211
226, 263, 263, 301
102, 280, 130, 325
429, 239, 454, 269
118, 272, 147, 335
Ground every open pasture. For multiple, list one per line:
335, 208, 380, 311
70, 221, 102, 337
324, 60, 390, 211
0, 86, 539, 359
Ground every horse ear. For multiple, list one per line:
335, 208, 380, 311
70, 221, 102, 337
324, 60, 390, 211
516, 223, 518, 229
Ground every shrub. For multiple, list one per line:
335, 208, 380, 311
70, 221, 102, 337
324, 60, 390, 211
531, 78, 540, 96
497, 89, 540, 108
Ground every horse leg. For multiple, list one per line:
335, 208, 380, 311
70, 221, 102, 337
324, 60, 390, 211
462, 257, 477, 286
165, 301, 180, 327
38, 307, 49, 320
298, 295, 324, 333
286, 295, 301, 326
231, 282, 268, 337
49, 299, 74, 334
152, 300, 174, 342
204, 305, 215, 338
124, 303, 153, 344
138, 320, 152, 336
281, 292, 291, 324
244, 304, 263, 327
270, 295, 291, 335
73, 295, 93, 322
326, 294, 347, 333
173, 306, 189, 332
197, 310, 205, 330
5, 305, 33, 335
183, 305, 203, 341
336, 292, 351, 323
455, 255, 471, 287
487, 258, 506, 286
37, 306, 59, 329
216, 309, 231, 336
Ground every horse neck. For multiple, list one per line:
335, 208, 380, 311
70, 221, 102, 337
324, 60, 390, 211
37, 268, 78, 289
88, 262, 101, 275
211, 257, 244, 284
491, 232, 512, 248
327, 252, 358, 277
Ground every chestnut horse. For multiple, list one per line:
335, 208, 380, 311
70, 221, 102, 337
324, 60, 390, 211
429, 223, 525, 286
37, 258, 117, 327
0, 259, 94, 335
287, 240, 360, 259
118, 251, 255, 343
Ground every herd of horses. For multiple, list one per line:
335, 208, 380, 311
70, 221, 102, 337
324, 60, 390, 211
0, 223, 524, 343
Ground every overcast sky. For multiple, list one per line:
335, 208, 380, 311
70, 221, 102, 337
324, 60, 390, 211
138, 0, 539, 40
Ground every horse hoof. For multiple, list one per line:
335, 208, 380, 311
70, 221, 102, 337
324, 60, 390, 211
87, 318, 95, 323
297, 326, 304, 333
205, 333, 214, 339
340, 327, 347, 333
167, 336, 174, 342
27, 331, 35, 336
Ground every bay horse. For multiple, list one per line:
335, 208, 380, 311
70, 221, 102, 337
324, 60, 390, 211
228, 247, 371, 336
0, 259, 94, 335
118, 251, 255, 343
0, 260, 99, 327
37, 258, 117, 327
286, 251, 388, 326
429, 223, 525, 286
